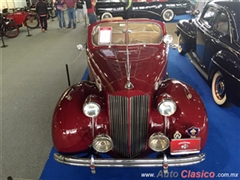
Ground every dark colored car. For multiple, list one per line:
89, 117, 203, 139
52, 17, 208, 174
176, 0, 240, 106
96, 0, 192, 22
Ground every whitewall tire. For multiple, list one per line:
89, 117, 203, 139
101, 12, 113, 20
162, 9, 175, 22
177, 34, 186, 55
211, 71, 227, 106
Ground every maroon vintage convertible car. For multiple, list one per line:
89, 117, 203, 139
52, 17, 208, 174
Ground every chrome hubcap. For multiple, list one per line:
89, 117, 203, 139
215, 76, 225, 100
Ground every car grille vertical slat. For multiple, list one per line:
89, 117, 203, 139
109, 96, 128, 156
130, 95, 149, 157
109, 94, 149, 157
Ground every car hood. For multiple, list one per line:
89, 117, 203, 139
88, 45, 167, 93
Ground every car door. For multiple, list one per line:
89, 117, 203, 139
204, 10, 231, 70
195, 6, 219, 68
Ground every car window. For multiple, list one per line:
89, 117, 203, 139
214, 12, 229, 35
92, 22, 163, 45
200, 6, 219, 27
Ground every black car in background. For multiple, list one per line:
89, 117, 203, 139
176, 0, 240, 107
95, 0, 192, 22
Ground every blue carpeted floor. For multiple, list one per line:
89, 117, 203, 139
40, 48, 240, 180
171, 14, 192, 22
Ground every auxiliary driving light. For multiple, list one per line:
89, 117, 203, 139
149, 132, 170, 152
92, 134, 113, 153
158, 99, 177, 116
83, 101, 101, 118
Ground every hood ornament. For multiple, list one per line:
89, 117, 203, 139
125, 81, 134, 89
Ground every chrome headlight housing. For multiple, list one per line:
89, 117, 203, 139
149, 132, 170, 152
92, 134, 113, 153
158, 99, 177, 116
83, 96, 101, 117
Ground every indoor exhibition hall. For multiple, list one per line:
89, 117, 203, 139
1, 0, 240, 179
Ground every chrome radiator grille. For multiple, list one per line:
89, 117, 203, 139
109, 95, 149, 157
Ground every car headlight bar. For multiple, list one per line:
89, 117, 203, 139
149, 132, 170, 152
157, 96, 177, 117
83, 95, 101, 118
92, 134, 113, 153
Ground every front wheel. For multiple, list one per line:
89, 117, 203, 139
26, 13, 39, 29
162, 9, 175, 22
4, 21, 19, 38
211, 71, 227, 106
177, 34, 186, 55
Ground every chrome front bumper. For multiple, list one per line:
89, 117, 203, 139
54, 153, 205, 174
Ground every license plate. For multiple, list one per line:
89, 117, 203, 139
170, 138, 201, 155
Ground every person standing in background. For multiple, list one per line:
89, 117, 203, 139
55, 0, 66, 28
76, 0, 85, 23
85, 0, 96, 25
36, 0, 48, 32
63, 0, 77, 28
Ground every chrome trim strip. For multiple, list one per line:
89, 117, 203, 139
164, 116, 168, 135
125, 45, 134, 89
171, 150, 200, 155
91, 118, 94, 138
54, 153, 205, 167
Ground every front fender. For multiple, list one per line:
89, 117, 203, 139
176, 19, 196, 38
209, 51, 240, 105
176, 19, 196, 52
156, 79, 208, 149
52, 81, 109, 154
210, 50, 240, 80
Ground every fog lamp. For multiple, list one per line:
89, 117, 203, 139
92, 134, 113, 153
149, 132, 170, 152
158, 99, 177, 116
83, 101, 100, 118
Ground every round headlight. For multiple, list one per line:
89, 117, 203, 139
83, 102, 101, 118
149, 132, 170, 152
158, 99, 177, 116
92, 134, 113, 153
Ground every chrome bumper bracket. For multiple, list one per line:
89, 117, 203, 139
90, 155, 96, 174
163, 154, 168, 174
